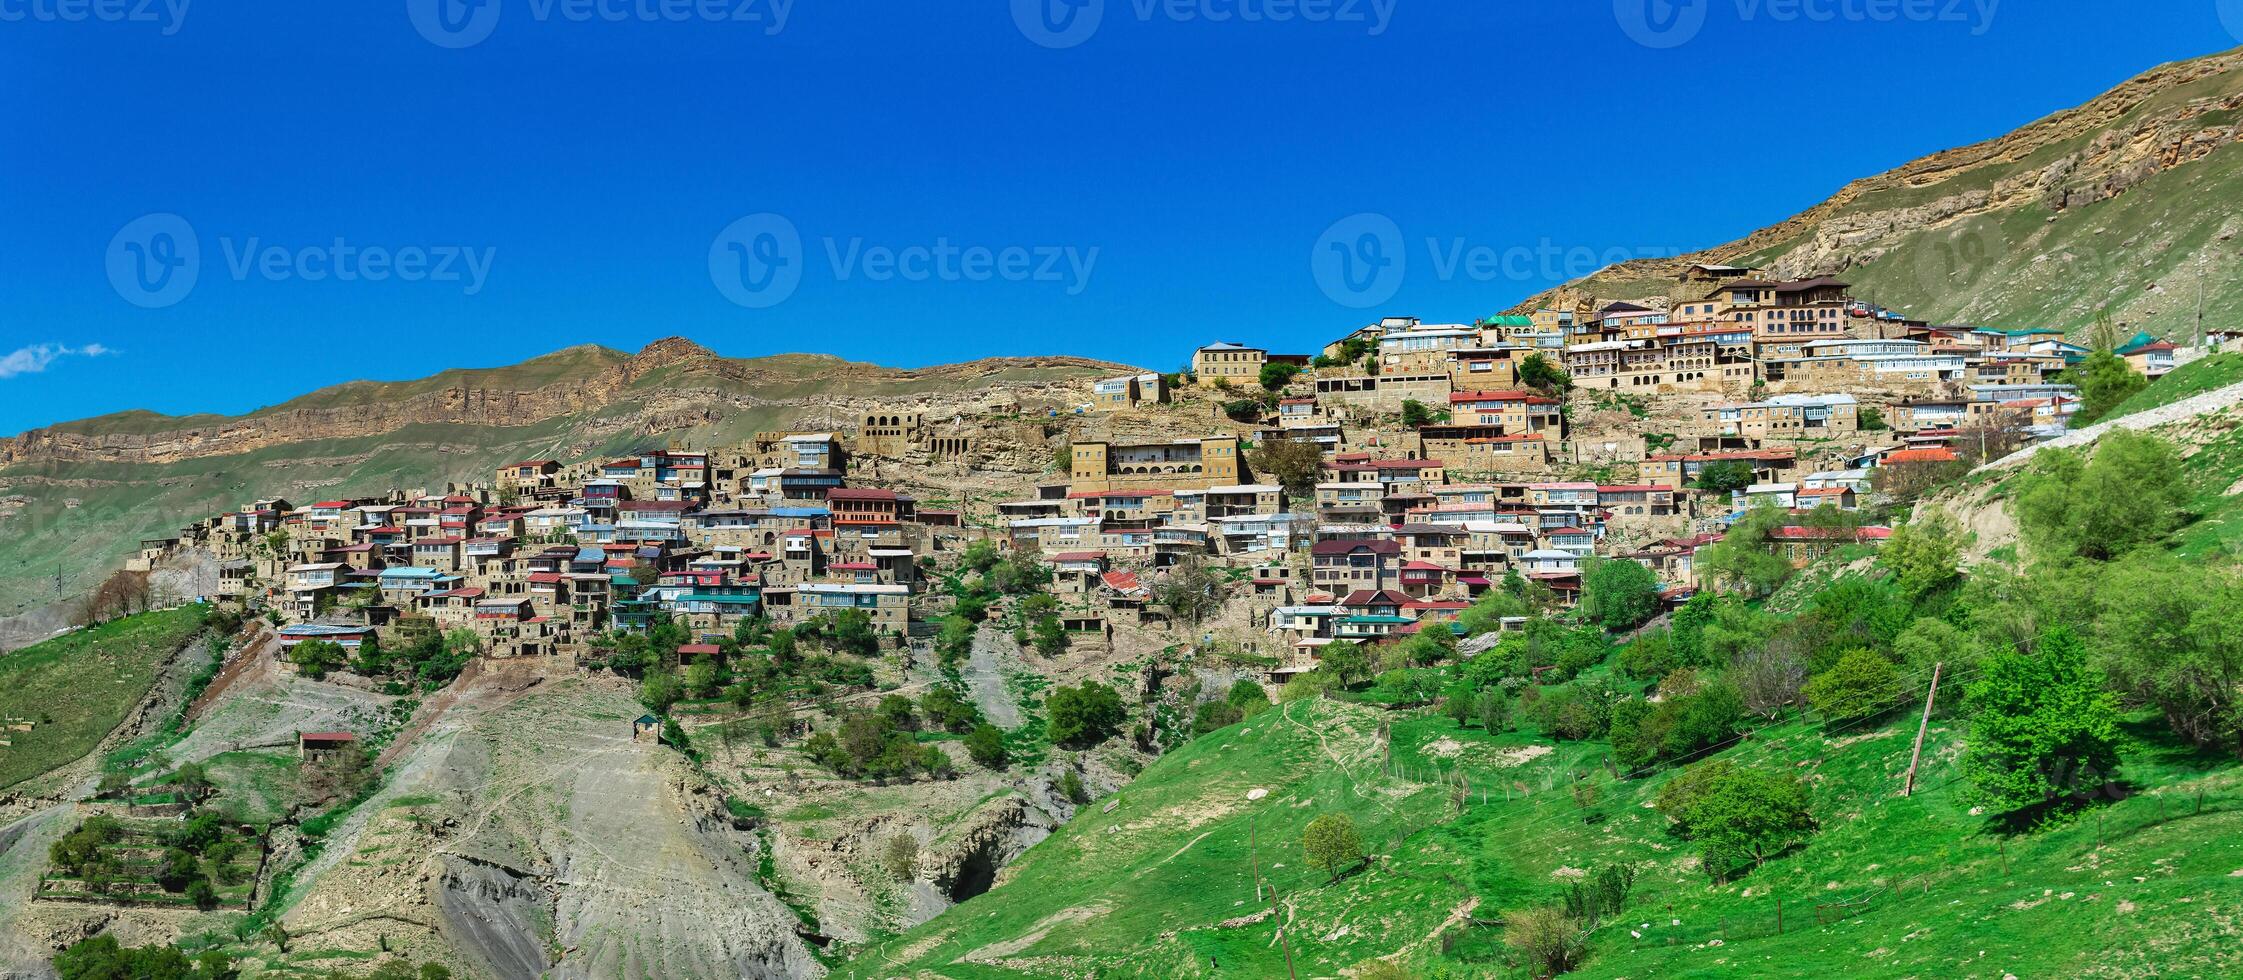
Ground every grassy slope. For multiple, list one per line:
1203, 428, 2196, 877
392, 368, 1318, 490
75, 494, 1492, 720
857, 692, 2243, 978
0, 604, 207, 789
2107, 351, 2243, 421
2170, 408, 2243, 557
1840, 139, 2243, 334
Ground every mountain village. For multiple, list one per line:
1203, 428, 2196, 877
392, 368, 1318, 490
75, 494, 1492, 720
123, 268, 2199, 701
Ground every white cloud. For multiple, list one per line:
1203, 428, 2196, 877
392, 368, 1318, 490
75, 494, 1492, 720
0, 343, 114, 379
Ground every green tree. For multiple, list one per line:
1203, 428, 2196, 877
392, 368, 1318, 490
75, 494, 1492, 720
1399, 399, 1436, 427
1258, 361, 1302, 391
1317, 641, 1373, 687
287, 639, 348, 680
1029, 613, 1068, 658
918, 685, 984, 733
2068, 348, 2148, 428
1619, 628, 1677, 681
1249, 436, 1326, 500
1695, 503, 1795, 598
964, 724, 1008, 769
934, 615, 977, 670
1669, 592, 1718, 666
1301, 813, 1364, 883
1519, 352, 1571, 393
1803, 649, 1903, 724
1458, 590, 1529, 635
1858, 404, 1889, 430
1963, 626, 2123, 813
2088, 557, 2243, 754
1692, 460, 1756, 495
1046, 681, 1127, 748
640, 670, 683, 712
1475, 688, 1511, 732
1653, 760, 1815, 881
1580, 556, 1661, 631
1879, 511, 1961, 601
959, 539, 1003, 574
2013, 430, 2188, 561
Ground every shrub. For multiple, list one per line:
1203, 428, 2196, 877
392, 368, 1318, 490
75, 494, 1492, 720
1653, 760, 1815, 881
1804, 649, 1903, 724
1047, 682, 1127, 748
1503, 905, 1587, 976
964, 724, 1008, 769
1301, 813, 1363, 882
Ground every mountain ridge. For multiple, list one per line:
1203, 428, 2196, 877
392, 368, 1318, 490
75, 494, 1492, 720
1513, 45, 2243, 336
2, 338, 1136, 467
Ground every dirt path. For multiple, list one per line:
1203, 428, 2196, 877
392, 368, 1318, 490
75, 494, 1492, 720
183, 624, 273, 724
965, 626, 1024, 728
1987, 379, 2243, 469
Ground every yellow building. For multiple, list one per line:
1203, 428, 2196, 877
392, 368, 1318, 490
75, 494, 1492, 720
1070, 436, 1244, 492
1192, 342, 1265, 387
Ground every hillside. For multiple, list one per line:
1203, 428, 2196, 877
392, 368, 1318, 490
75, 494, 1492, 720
856, 697, 2243, 978
1515, 46, 2243, 338
0, 339, 1129, 622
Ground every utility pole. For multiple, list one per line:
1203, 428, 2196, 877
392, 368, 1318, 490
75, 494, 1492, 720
2198, 256, 2208, 350
1250, 813, 1265, 903
1277, 921, 1298, 980
1903, 662, 1943, 797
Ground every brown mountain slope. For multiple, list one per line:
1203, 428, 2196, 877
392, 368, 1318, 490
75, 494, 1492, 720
1512, 46, 2243, 336
0, 338, 1131, 623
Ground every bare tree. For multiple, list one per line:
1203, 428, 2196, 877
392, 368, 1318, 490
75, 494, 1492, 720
1731, 642, 1807, 720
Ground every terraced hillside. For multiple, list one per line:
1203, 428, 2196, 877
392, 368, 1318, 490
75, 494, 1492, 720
1516, 46, 2243, 338
0, 339, 1127, 622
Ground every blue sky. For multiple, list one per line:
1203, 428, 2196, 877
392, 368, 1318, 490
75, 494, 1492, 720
2, 0, 2238, 435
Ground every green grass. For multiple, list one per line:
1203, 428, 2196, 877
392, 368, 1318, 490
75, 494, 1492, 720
204, 750, 302, 826
848, 691, 2243, 979
2169, 417, 2243, 557
2106, 351, 2243, 421
0, 605, 207, 789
